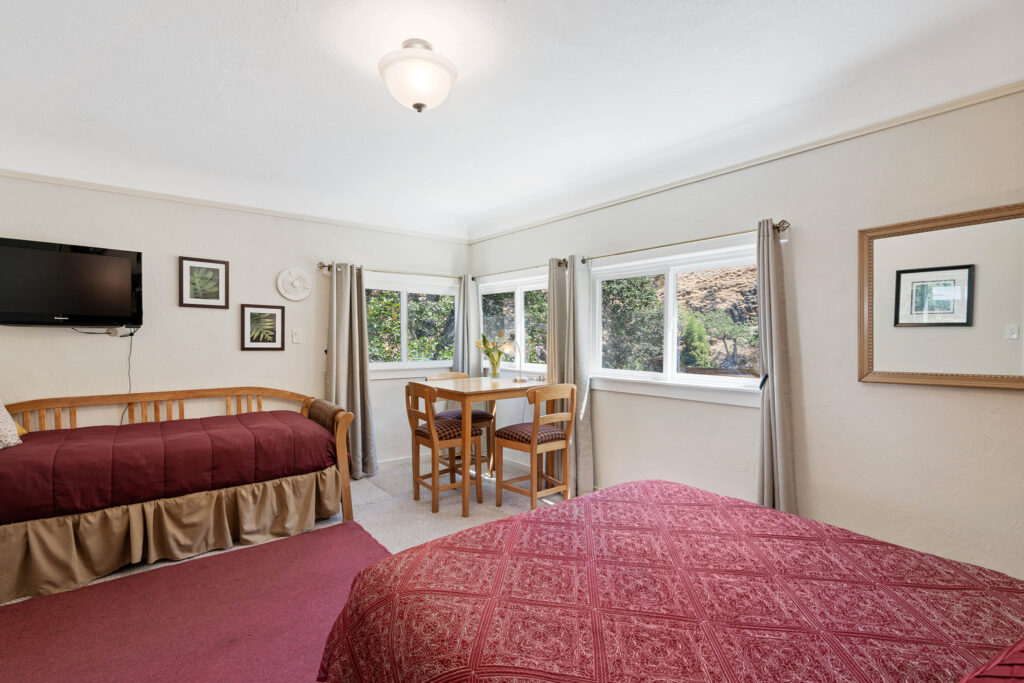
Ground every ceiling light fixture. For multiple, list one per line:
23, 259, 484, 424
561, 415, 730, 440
378, 39, 457, 113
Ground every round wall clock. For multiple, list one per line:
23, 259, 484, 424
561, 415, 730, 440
276, 267, 312, 301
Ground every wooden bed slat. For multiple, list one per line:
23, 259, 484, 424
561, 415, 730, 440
153, 402, 160, 422
178, 399, 185, 420
257, 395, 263, 411
246, 395, 253, 413
54, 408, 62, 429
69, 406, 77, 429
37, 410, 46, 431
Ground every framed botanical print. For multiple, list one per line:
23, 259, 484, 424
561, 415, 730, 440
179, 257, 229, 308
241, 304, 285, 351
894, 265, 974, 326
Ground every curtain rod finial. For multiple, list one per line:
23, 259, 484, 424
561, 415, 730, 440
773, 220, 790, 232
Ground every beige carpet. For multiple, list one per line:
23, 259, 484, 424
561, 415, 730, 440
348, 457, 541, 553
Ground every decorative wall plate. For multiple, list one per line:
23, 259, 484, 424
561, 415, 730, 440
276, 267, 312, 301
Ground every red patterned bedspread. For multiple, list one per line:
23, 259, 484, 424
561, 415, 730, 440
319, 480, 1024, 682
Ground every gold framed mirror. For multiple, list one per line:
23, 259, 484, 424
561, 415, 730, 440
859, 202, 1024, 389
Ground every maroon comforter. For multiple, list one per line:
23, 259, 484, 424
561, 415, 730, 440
320, 480, 1024, 682
0, 410, 336, 525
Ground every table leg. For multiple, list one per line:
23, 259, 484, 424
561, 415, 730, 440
461, 396, 471, 517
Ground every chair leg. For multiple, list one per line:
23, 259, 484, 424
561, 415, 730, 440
412, 439, 420, 501
544, 452, 554, 483
474, 437, 483, 504
529, 448, 539, 510
487, 425, 496, 476
495, 444, 503, 507
447, 447, 456, 484
562, 446, 571, 501
431, 446, 440, 513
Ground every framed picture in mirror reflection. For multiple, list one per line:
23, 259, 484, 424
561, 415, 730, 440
894, 265, 974, 326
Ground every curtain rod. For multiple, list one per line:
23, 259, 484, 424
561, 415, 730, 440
471, 259, 566, 281
580, 221, 789, 264
315, 262, 459, 279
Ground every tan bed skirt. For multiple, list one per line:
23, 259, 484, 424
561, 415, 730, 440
0, 465, 343, 603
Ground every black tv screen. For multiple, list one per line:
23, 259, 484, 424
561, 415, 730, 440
0, 238, 142, 326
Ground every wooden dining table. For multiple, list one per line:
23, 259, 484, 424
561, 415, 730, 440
419, 376, 549, 517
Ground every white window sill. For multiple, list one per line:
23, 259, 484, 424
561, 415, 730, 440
590, 375, 761, 408
370, 363, 454, 380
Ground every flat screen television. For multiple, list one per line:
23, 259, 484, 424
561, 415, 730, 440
0, 238, 142, 327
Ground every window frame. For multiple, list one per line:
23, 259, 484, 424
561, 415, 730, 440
364, 272, 460, 371
591, 237, 760, 391
478, 274, 549, 373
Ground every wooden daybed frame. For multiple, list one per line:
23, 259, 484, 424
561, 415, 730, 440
2, 387, 354, 602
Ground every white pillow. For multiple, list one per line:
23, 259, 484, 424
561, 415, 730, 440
0, 402, 23, 450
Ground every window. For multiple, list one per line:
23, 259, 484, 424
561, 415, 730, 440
407, 293, 456, 361
600, 274, 665, 372
478, 276, 548, 369
593, 238, 758, 387
677, 265, 759, 378
481, 291, 515, 348
366, 289, 402, 363
365, 274, 458, 368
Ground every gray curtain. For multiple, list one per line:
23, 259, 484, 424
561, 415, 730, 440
452, 274, 481, 377
757, 220, 794, 512
548, 256, 595, 496
325, 263, 377, 479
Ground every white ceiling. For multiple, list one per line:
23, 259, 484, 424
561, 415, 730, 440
1, 0, 1022, 242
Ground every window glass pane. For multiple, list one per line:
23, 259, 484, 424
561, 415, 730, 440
407, 293, 456, 361
481, 291, 516, 359
677, 264, 759, 377
523, 288, 548, 364
601, 275, 664, 372
365, 289, 401, 363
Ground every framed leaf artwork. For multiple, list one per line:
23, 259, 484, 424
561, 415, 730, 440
241, 304, 285, 351
179, 257, 229, 308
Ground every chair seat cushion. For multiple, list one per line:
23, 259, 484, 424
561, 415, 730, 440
415, 419, 482, 441
495, 423, 566, 445
435, 408, 494, 423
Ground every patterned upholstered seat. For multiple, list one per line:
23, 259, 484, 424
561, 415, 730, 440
435, 408, 494, 423
415, 418, 482, 441
494, 422, 566, 445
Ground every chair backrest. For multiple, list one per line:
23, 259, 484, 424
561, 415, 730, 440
526, 384, 577, 444
425, 371, 469, 381
405, 382, 440, 443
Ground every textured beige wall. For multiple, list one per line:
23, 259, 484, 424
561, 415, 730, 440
0, 176, 467, 433
469, 91, 1024, 578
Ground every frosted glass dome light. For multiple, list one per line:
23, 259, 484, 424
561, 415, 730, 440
378, 39, 457, 113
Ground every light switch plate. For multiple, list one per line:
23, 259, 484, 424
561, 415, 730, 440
291, 328, 302, 344
1005, 324, 1020, 340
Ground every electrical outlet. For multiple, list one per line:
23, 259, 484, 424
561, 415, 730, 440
291, 328, 302, 344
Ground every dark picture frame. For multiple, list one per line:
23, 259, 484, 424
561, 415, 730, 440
179, 256, 229, 309
893, 264, 974, 327
240, 304, 285, 351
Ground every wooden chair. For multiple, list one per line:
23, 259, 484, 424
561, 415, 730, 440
425, 371, 498, 477
406, 382, 484, 513
494, 383, 576, 510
